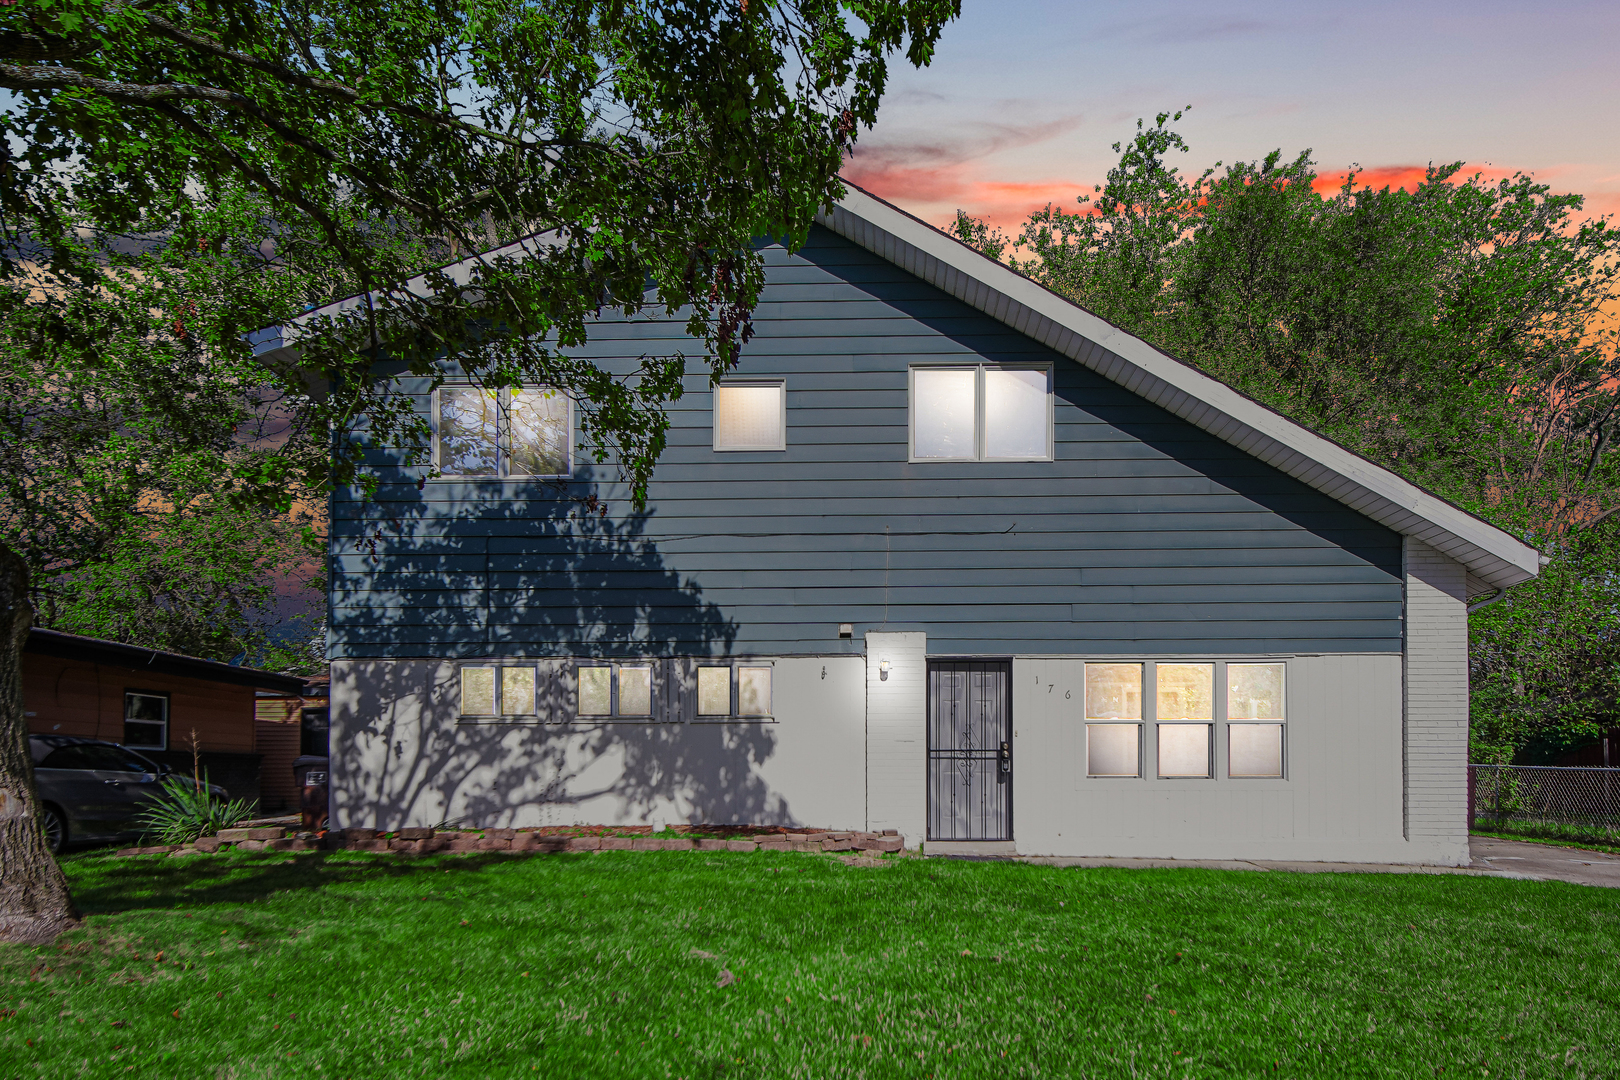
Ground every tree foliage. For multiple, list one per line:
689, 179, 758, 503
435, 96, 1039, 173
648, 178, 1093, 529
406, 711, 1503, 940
4, 0, 960, 503
951, 111, 1620, 757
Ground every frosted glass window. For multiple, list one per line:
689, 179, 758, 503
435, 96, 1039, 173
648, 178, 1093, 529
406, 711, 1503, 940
460, 667, 496, 715
509, 389, 570, 476
1229, 663, 1285, 720
438, 388, 499, 476
912, 367, 977, 459
577, 666, 611, 716
714, 383, 785, 450
1085, 663, 1142, 720
1229, 724, 1285, 778
1158, 724, 1212, 778
984, 367, 1051, 459
738, 667, 772, 716
698, 667, 731, 715
1087, 724, 1140, 777
617, 666, 653, 716
500, 667, 536, 715
1157, 663, 1214, 721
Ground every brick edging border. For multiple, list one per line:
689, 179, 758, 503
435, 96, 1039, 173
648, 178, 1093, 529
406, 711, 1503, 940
117, 827, 906, 858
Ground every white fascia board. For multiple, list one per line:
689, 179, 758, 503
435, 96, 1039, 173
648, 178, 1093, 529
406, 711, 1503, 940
819, 184, 1540, 590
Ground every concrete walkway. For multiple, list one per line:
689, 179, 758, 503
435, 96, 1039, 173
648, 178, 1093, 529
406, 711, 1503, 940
1006, 837, 1620, 888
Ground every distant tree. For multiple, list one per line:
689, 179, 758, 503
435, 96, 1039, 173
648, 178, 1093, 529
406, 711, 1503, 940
952, 111, 1620, 762
0, 0, 961, 940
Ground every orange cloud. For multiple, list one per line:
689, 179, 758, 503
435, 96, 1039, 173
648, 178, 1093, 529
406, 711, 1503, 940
842, 160, 1091, 231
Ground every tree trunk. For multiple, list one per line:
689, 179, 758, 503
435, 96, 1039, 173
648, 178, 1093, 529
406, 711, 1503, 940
0, 541, 77, 943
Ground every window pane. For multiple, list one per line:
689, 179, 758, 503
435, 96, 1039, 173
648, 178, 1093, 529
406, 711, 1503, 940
1085, 663, 1142, 720
577, 667, 611, 716
1229, 663, 1285, 720
738, 667, 772, 716
617, 666, 652, 716
461, 667, 495, 715
501, 667, 536, 715
122, 723, 165, 750
1230, 724, 1284, 777
1087, 724, 1140, 777
126, 693, 167, 723
1158, 724, 1212, 777
438, 387, 499, 476
1157, 663, 1213, 720
983, 367, 1050, 459
912, 368, 977, 459
714, 384, 784, 450
510, 389, 570, 476
698, 667, 731, 716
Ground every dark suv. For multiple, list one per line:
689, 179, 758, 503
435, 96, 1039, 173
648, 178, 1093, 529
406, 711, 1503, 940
29, 735, 227, 852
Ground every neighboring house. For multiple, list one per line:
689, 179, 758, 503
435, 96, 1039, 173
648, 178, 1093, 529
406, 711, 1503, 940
23, 628, 307, 803
254, 185, 1540, 865
254, 675, 330, 812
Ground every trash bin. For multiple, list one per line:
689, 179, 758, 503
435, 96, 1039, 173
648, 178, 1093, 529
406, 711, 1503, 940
292, 755, 330, 833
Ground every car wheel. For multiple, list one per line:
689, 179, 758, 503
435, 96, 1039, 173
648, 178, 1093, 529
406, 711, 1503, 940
40, 806, 67, 854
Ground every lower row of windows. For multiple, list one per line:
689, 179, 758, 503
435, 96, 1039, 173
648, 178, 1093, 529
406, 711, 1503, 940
460, 662, 772, 720
1087, 723, 1284, 779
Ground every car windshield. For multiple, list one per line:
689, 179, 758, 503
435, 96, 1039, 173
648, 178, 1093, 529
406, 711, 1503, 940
39, 743, 156, 773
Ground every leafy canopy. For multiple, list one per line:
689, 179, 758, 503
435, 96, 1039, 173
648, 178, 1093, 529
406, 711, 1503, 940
3, 0, 961, 504
951, 111, 1620, 757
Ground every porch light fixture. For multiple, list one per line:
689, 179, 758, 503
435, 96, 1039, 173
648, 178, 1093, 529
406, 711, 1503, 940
879, 659, 891, 681
839, 623, 853, 639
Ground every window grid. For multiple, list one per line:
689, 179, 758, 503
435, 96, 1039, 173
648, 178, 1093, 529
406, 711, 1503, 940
433, 385, 572, 479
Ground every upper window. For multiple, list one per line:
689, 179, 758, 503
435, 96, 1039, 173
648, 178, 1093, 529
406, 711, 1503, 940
124, 691, 169, 750
434, 386, 571, 478
713, 382, 786, 451
910, 364, 1052, 461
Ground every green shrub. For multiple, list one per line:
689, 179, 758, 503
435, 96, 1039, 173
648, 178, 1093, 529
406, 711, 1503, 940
136, 773, 258, 845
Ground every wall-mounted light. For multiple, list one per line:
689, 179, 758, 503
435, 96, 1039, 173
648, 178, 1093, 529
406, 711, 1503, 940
838, 623, 853, 639
879, 659, 891, 681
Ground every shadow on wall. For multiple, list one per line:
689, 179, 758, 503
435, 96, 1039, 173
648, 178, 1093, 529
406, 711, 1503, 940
330, 485, 832, 830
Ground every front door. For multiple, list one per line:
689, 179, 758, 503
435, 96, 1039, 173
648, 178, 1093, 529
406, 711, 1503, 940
927, 661, 1012, 842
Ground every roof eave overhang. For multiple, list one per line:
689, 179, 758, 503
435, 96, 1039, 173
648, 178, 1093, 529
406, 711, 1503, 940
817, 185, 1540, 591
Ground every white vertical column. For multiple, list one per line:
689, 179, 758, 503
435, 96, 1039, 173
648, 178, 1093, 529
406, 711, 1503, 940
1403, 538, 1471, 865
865, 631, 927, 848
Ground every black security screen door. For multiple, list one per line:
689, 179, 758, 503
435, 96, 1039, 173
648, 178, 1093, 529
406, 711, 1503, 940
927, 660, 1012, 841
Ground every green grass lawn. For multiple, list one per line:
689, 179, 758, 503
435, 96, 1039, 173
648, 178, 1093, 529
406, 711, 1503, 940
2, 850, 1617, 1079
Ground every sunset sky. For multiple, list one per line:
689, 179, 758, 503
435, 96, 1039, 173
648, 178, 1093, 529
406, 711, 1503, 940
845, 0, 1620, 231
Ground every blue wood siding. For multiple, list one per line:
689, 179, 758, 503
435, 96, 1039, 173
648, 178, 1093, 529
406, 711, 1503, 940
329, 227, 1403, 658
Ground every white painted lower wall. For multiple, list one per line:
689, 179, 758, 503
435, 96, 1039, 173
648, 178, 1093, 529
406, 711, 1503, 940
328, 656, 866, 831
1007, 653, 1456, 863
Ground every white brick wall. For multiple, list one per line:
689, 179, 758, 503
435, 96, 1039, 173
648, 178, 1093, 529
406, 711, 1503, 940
865, 632, 926, 847
1404, 538, 1471, 863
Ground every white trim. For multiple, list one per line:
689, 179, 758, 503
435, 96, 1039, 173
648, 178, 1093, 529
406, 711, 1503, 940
818, 185, 1540, 590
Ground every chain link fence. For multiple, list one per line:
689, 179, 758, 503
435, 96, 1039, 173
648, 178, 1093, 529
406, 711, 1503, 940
1469, 765, 1620, 829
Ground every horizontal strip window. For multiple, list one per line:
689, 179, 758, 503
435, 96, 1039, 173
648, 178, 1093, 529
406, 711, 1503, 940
458, 666, 537, 718
695, 663, 773, 721
433, 385, 571, 479
577, 664, 655, 719
1079, 660, 1286, 780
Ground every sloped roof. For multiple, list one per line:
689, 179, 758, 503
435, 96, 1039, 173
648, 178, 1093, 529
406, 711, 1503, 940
818, 184, 1539, 591
252, 183, 1541, 591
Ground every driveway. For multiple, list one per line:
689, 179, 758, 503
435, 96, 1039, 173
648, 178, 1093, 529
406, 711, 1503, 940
1466, 836, 1620, 888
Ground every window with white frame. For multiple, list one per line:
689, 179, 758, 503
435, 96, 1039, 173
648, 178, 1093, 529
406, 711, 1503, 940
696, 663, 773, 719
910, 364, 1052, 461
1085, 662, 1141, 776
1157, 662, 1213, 778
576, 663, 654, 719
124, 691, 169, 749
458, 666, 537, 718
435, 385, 570, 478
1228, 663, 1285, 778
713, 382, 786, 451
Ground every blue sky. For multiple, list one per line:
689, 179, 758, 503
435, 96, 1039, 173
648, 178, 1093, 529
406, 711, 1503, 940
846, 0, 1620, 228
